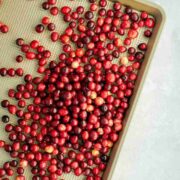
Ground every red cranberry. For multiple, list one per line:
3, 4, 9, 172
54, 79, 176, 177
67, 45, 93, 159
74, 167, 82, 176
35, 24, 44, 33
144, 29, 152, 37
61, 6, 71, 14
42, 2, 50, 10
8, 105, 17, 114
42, 17, 50, 25
0, 168, 6, 177
50, 6, 58, 16
113, 2, 121, 10
16, 38, 24, 46
145, 18, 155, 28
138, 43, 147, 51
48, 0, 57, 5
16, 68, 24, 76
1, 100, 9, 108
47, 23, 56, 31
0, 68, 7, 76
16, 55, 23, 63
7, 68, 15, 77
130, 12, 139, 22
1, 24, 9, 33
6, 168, 14, 176
141, 11, 148, 19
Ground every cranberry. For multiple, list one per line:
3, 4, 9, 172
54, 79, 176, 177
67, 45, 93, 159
6, 168, 14, 176
135, 52, 144, 60
42, 17, 50, 25
113, 2, 121, 10
35, 24, 44, 33
16, 55, 23, 63
99, 0, 107, 7
144, 29, 152, 37
61, 6, 71, 14
141, 11, 148, 19
48, 0, 57, 5
130, 12, 139, 22
8, 105, 17, 114
85, 11, 94, 20
16, 68, 24, 76
0, 168, 6, 177
16, 38, 24, 46
128, 29, 138, 39
16, 175, 25, 180
42, 2, 50, 10
1, 24, 9, 33
7, 68, 15, 77
1, 115, 10, 123
0, 140, 5, 148
50, 32, 59, 42
50, 6, 58, 16
145, 18, 155, 28
17, 167, 24, 175
138, 43, 147, 51
0, 68, 7, 76
106, 73, 115, 83
74, 167, 82, 176
47, 23, 56, 31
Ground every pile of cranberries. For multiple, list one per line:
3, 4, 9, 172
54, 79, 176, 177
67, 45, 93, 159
0, 0, 155, 179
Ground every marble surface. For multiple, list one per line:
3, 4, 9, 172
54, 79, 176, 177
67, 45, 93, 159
112, 0, 180, 180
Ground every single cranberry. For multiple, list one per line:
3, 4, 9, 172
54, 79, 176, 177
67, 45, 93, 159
50, 32, 59, 42
16, 175, 25, 180
41, 17, 50, 25
74, 167, 82, 176
0, 140, 5, 148
61, 6, 71, 14
16, 68, 24, 76
135, 52, 144, 60
35, 24, 44, 33
42, 2, 50, 10
16, 55, 23, 63
7, 68, 15, 77
99, 0, 107, 7
0, 168, 6, 177
0, 68, 7, 76
128, 29, 138, 39
144, 29, 152, 37
48, 0, 57, 5
145, 18, 155, 28
8, 105, 17, 114
47, 23, 56, 31
17, 167, 24, 175
141, 11, 148, 19
113, 2, 121, 10
1, 24, 9, 33
6, 168, 14, 176
85, 11, 94, 20
130, 12, 139, 22
16, 38, 24, 46
138, 43, 147, 51
50, 6, 59, 16
1, 115, 10, 123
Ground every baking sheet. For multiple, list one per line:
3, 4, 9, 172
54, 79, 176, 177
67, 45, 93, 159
0, 0, 152, 179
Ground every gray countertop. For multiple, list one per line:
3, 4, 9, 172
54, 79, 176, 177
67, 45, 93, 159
113, 0, 180, 179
